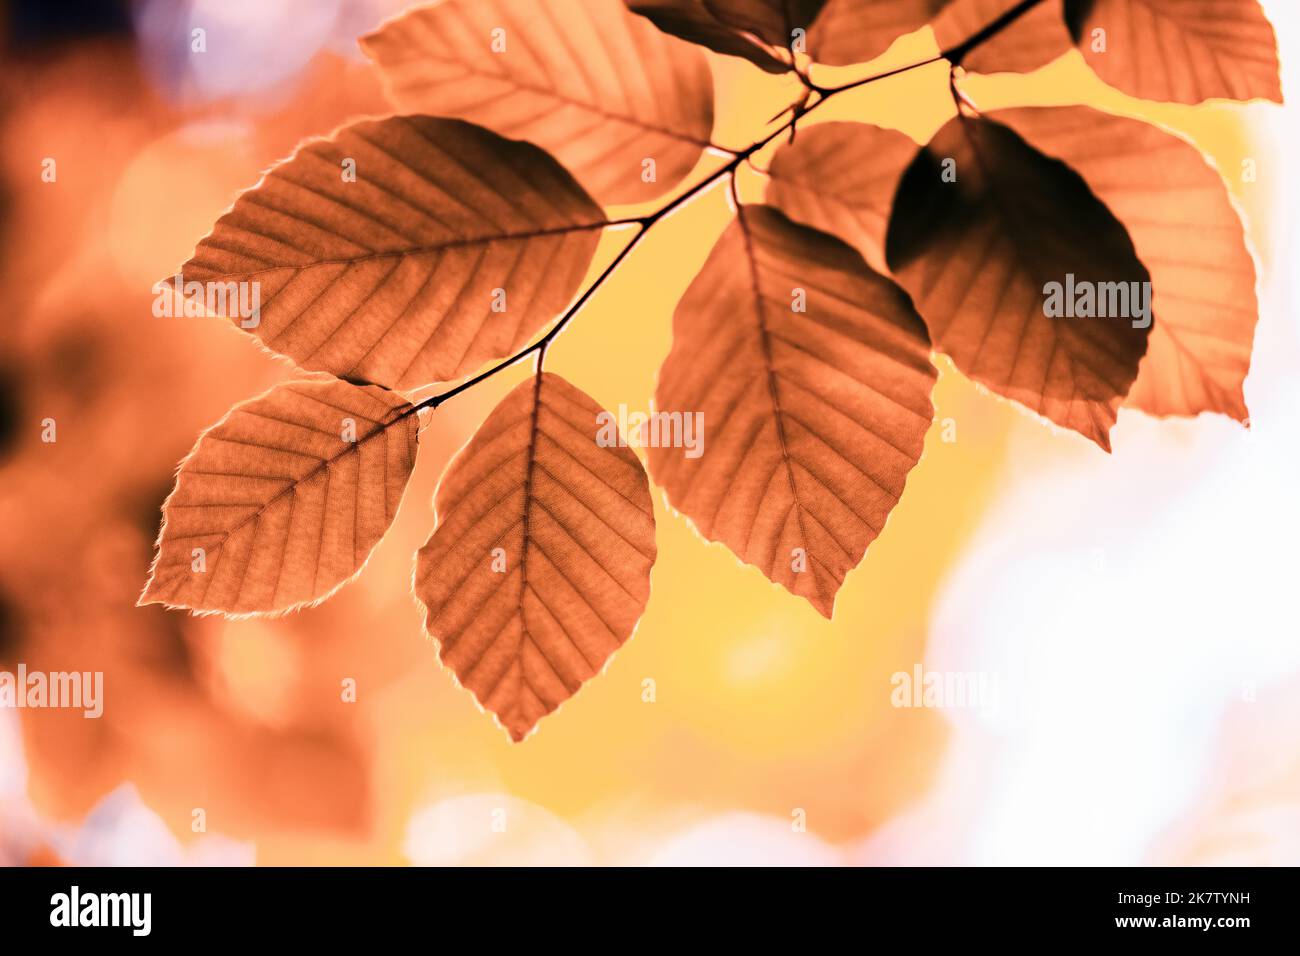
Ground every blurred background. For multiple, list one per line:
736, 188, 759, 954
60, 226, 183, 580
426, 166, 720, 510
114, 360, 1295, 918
0, 0, 1296, 866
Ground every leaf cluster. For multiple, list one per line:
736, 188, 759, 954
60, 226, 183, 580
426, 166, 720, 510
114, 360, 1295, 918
141, 0, 1282, 740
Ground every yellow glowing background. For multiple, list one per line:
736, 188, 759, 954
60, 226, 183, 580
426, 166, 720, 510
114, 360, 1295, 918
1, 0, 1297, 865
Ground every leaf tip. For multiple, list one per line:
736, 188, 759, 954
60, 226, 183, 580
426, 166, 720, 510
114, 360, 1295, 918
355, 29, 380, 61
136, 572, 164, 609
1227, 393, 1252, 427
497, 705, 539, 743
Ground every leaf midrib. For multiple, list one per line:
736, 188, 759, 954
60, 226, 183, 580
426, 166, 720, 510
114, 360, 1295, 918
189, 219, 611, 282
735, 206, 828, 608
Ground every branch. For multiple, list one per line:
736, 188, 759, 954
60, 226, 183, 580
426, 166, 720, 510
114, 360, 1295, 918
807, 54, 945, 98
410, 0, 1048, 417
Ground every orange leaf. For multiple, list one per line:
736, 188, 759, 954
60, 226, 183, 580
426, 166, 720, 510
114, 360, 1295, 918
1065, 0, 1283, 104
361, 0, 715, 205
933, 0, 1072, 73
181, 116, 606, 391
996, 105, 1258, 421
414, 372, 657, 741
886, 114, 1151, 449
766, 121, 918, 273
141, 379, 419, 615
651, 205, 935, 618
810, 0, 948, 66
638, 0, 945, 70
627, 0, 791, 72
805, 0, 1069, 70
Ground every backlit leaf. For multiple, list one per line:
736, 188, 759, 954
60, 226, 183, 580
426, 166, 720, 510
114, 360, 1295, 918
885, 114, 1151, 449
629, 0, 1066, 72
766, 121, 918, 272
651, 205, 936, 618
706, 0, 830, 50
414, 372, 657, 741
180, 116, 606, 391
636, 0, 946, 69
1065, 0, 1283, 104
362, 0, 716, 205
809, 0, 948, 66
140, 379, 419, 615
933, 0, 1072, 73
626, 0, 791, 72
997, 105, 1258, 420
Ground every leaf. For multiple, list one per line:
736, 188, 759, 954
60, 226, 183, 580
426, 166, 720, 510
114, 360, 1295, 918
705, 0, 830, 50
803, 0, 1069, 70
650, 205, 936, 618
933, 0, 1072, 73
885, 114, 1151, 449
361, 0, 716, 205
140, 379, 420, 615
637, 0, 941, 70
996, 105, 1258, 420
414, 372, 657, 741
181, 116, 606, 391
808, 0, 948, 66
766, 121, 919, 273
626, 0, 792, 72
1065, 0, 1283, 104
